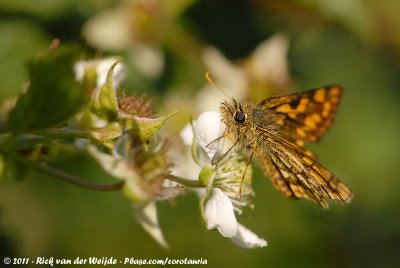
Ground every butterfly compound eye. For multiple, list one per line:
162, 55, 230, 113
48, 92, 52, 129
234, 111, 246, 123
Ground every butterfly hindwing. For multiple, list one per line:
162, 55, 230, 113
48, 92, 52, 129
258, 154, 322, 205
256, 126, 352, 208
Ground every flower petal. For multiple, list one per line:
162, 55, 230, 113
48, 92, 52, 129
195, 111, 225, 159
231, 223, 267, 248
250, 34, 290, 86
130, 43, 165, 79
202, 47, 247, 100
82, 8, 132, 51
179, 122, 194, 147
133, 202, 169, 248
204, 188, 238, 238
74, 58, 125, 91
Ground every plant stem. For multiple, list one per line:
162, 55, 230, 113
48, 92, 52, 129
10, 153, 124, 191
33, 126, 121, 149
166, 174, 204, 188
33, 128, 94, 140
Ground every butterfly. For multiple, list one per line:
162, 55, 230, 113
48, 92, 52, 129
219, 84, 353, 208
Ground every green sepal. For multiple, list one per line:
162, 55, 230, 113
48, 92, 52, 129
199, 188, 212, 227
124, 111, 178, 141
92, 61, 119, 121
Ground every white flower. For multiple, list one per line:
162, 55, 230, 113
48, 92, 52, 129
182, 111, 267, 248
204, 188, 237, 237
180, 111, 224, 159
232, 224, 268, 248
189, 112, 253, 212
195, 111, 225, 160
179, 111, 226, 166
204, 189, 267, 248
202, 185, 268, 248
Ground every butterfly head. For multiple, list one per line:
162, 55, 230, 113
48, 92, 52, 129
220, 98, 252, 140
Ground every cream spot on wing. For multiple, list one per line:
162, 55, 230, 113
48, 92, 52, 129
281, 170, 290, 179
302, 156, 314, 165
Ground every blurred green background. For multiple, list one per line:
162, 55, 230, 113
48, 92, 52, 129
1, 0, 400, 267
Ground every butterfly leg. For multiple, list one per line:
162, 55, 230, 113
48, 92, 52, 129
238, 147, 255, 200
205, 134, 226, 148
211, 139, 239, 165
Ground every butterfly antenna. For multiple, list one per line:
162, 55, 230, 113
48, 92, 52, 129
205, 72, 230, 98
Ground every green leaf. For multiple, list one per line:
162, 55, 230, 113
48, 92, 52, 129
124, 111, 178, 141
94, 61, 119, 121
8, 45, 86, 134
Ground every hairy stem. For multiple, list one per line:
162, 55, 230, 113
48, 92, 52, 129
33, 128, 95, 140
10, 153, 124, 191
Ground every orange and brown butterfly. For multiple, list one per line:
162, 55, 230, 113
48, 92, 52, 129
216, 79, 353, 208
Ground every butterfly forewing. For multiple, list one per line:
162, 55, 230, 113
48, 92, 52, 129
256, 85, 343, 143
